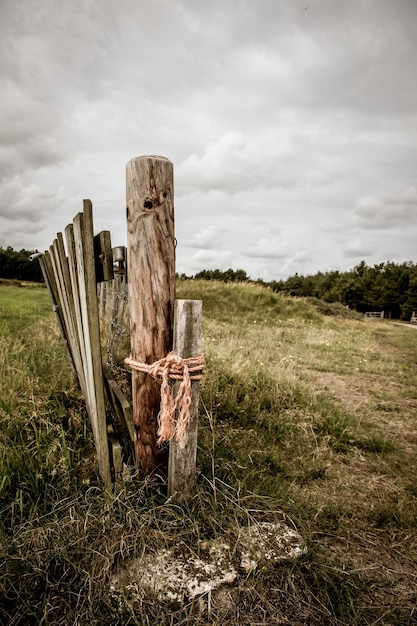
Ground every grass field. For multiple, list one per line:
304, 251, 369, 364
1, 279, 416, 625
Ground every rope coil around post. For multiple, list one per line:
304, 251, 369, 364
124, 351, 204, 448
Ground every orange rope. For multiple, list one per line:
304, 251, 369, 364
124, 352, 204, 447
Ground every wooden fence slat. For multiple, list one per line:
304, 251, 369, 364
168, 299, 202, 497
73, 201, 111, 487
64, 222, 90, 400
73, 214, 96, 415
54, 233, 86, 389
56, 233, 75, 315
49, 239, 85, 391
94, 230, 114, 282
40, 251, 76, 373
42, 250, 60, 308
49, 242, 71, 346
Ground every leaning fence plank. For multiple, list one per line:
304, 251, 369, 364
168, 300, 202, 497
73, 215, 96, 412
42, 250, 60, 308
73, 201, 111, 487
56, 233, 74, 314
49, 242, 71, 345
39, 251, 76, 373
65, 222, 89, 399
54, 233, 85, 385
49, 239, 84, 388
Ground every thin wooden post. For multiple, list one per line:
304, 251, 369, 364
126, 155, 175, 477
73, 201, 111, 488
30, 252, 76, 374
168, 300, 202, 498
94, 231, 114, 283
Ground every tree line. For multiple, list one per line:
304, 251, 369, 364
182, 261, 417, 320
270, 260, 417, 320
2, 247, 417, 320
0, 247, 44, 283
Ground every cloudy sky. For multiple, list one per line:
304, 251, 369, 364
1, 0, 416, 281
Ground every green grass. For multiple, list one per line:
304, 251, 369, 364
1, 280, 417, 625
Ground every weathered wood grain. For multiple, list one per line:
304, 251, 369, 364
94, 230, 114, 282
40, 251, 75, 373
168, 299, 202, 497
49, 238, 84, 389
73, 201, 111, 487
126, 155, 175, 477
65, 222, 89, 398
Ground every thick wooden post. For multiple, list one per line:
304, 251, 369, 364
168, 300, 202, 497
126, 155, 175, 477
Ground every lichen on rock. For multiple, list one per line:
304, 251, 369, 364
109, 521, 306, 608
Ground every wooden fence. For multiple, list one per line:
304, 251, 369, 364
365, 311, 384, 319
35, 156, 202, 495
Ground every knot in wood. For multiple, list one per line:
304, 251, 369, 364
143, 189, 168, 211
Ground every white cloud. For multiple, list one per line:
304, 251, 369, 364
245, 237, 291, 260
343, 239, 376, 259
181, 227, 220, 249
354, 187, 417, 230
0, 177, 65, 222
177, 132, 302, 194
177, 247, 234, 276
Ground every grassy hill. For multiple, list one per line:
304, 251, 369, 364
1, 279, 416, 625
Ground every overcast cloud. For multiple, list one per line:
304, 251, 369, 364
1, 0, 416, 280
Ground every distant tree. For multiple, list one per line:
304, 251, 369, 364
380, 262, 410, 319
226, 268, 249, 283
194, 268, 249, 283
354, 260, 368, 277
270, 279, 284, 293
340, 277, 365, 311
401, 267, 417, 320
283, 273, 304, 296
0, 247, 44, 282
313, 270, 342, 302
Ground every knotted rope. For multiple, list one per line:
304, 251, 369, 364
124, 351, 205, 448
